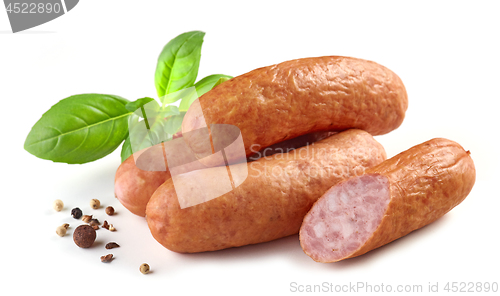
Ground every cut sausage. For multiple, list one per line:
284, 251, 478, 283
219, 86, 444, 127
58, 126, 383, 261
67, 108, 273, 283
299, 138, 476, 262
182, 56, 408, 162
146, 129, 387, 253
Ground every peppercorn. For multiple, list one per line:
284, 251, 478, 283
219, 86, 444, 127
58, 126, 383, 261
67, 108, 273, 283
105, 206, 115, 216
53, 199, 64, 212
101, 254, 113, 263
90, 199, 100, 210
73, 225, 96, 248
105, 242, 120, 249
82, 215, 92, 223
139, 263, 150, 274
56, 225, 67, 237
71, 207, 83, 219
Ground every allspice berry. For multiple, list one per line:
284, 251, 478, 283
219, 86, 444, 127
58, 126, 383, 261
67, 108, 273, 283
90, 199, 100, 209
139, 263, 150, 274
53, 199, 64, 212
105, 206, 115, 216
73, 225, 96, 248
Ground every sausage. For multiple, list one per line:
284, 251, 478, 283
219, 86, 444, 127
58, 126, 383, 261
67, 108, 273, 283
117, 56, 406, 216
182, 56, 408, 162
114, 138, 207, 217
146, 129, 387, 253
248, 131, 336, 161
299, 138, 476, 262
114, 148, 171, 217
115, 131, 335, 216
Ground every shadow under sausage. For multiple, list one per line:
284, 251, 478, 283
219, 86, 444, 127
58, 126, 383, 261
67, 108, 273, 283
323, 214, 454, 270
175, 213, 454, 268
176, 234, 304, 264
162, 211, 456, 276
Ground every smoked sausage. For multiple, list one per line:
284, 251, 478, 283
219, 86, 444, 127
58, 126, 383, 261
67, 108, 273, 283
146, 129, 387, 253
299, 138, 476, 262
182, 56, 408, 161
115, 131, 337, 216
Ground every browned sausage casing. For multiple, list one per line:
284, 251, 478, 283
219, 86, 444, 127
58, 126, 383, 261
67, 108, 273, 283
115, 136, 205, 217
146, 129, 387, 253
182, 56, 408, 160
115, 137, 210, 217
114, 154, 171, 217
115, 131, 338, 217
299, 138, 476, 262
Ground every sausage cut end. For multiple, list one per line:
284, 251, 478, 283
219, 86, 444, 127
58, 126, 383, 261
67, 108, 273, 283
300, 174, 390, 262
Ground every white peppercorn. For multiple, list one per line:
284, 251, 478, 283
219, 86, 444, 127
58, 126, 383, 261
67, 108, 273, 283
90, 199, 100, 210
53, 199, 64, 212
56, 225, 67, 237
140, 263, 150, 274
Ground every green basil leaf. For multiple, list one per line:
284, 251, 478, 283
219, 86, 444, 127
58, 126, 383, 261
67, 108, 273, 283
24, 94, 131, 164
121, 136, 133, 163
194, 74, 233, 97
125, 97, 155, 113
177, 87, 199, 112
162, 86, 195, 105
128, 113, 171, 153
129, 99, 161, 122
163, 105, 181, 117
155, 31, 205, 100
127, 99, 171, 153
127, 101, 186, 155
164, 113, 185, 134
212, 76, 231, 88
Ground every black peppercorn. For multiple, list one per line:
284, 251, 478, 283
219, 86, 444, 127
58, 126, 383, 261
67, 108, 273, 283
105, 206, 115, 216
71, 207, 83, 219
101, 254, 113, 263
105, 242, 120, 249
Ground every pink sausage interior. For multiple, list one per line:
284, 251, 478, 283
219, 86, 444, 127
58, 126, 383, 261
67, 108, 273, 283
300, 174, 390, 262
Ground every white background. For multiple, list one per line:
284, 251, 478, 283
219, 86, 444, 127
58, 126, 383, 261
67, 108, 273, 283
1, 1, 499, 295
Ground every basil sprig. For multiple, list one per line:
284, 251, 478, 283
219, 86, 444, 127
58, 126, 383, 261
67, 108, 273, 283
24, 94, 131, 164
24, 31, 232, 164
194, 74, 233, 97
155, 31, 205, 101
120, 136, 133, 163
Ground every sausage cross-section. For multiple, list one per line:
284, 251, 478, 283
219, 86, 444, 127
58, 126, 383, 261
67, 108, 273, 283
299, 138, 476, 262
